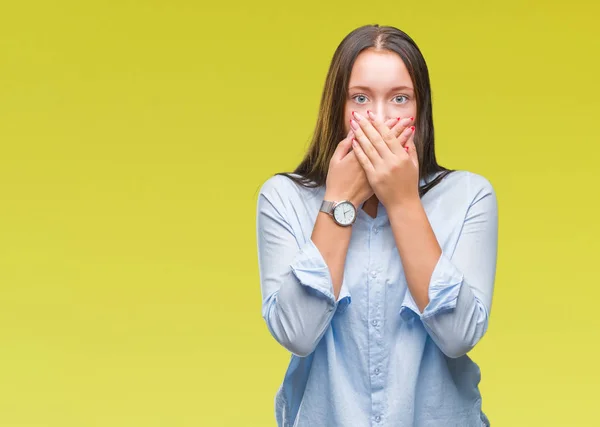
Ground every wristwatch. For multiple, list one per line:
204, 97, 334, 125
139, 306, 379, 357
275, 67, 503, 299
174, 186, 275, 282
319, 199, 357, 227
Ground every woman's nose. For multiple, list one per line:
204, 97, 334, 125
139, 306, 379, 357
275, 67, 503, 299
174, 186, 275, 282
372, 110, 392, 121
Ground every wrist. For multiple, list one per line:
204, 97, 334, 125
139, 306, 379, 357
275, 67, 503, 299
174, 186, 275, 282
324, 193, 360, 210
324, 191, 350, 202
388, 195, 422, 216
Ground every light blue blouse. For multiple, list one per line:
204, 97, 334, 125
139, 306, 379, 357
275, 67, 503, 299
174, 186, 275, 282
256, 170, 498, 427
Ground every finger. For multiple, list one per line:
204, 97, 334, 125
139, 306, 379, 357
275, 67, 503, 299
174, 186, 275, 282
365, 110, 400, 157
350, 117, 383, 167
395, 124, 415, 155
405, 128, 419, 166
351, 137, 375, 175
334, 129, 355, 161
390, 117, 414, 140
385, 118, 399, 130
389, 116, 415, 154
352, 111, 390, 161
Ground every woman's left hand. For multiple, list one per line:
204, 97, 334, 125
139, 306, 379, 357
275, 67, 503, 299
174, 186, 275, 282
350, 110, 420, 209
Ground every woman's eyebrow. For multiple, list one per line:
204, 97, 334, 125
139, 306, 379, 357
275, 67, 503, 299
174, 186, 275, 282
349, 85, 414, 93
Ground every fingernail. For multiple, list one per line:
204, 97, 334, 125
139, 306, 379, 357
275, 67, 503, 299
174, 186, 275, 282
367, 110, 376, 120
410, 126, 415, 132
350, 119, 359, 130
405, 146, 409, 152
409, 117, 414, 121
352, 111, 364, 121
397, 117, 401, 121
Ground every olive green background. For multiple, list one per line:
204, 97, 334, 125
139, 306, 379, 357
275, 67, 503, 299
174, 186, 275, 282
1, 1, 598, 425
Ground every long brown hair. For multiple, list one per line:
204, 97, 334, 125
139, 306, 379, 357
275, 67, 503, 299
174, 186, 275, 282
275, 24, 454, 198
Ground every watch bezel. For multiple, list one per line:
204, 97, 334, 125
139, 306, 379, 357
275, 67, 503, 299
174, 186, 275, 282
331, 200, 357, 227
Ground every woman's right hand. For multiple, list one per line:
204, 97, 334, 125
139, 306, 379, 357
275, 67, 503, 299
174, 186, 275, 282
325, 118, 400, 208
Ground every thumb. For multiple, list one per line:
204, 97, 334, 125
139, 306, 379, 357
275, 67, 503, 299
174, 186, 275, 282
334, 129, 355, 160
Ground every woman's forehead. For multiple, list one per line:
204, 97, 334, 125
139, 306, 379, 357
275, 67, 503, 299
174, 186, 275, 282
349, 50, 412, 90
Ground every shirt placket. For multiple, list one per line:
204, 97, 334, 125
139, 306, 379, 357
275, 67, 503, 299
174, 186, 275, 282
368, 221, 386, 425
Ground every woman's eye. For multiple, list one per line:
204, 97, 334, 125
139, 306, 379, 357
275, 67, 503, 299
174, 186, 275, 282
352, 94, 409, 104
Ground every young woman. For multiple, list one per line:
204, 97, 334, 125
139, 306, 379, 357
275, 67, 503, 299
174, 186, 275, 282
256, 24, 498, 427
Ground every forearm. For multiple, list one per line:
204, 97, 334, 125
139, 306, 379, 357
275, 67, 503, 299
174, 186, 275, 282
388, 197, 441, 313
392, 174, 498, 358
258, 187, 353, 357
311, 208, 352, 301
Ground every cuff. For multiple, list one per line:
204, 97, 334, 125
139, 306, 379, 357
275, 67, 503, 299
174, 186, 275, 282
290, 238, 352, 312
399, 252, 463, 321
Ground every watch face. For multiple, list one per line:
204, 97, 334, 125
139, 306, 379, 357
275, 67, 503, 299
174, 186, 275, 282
333, 201, 356, 226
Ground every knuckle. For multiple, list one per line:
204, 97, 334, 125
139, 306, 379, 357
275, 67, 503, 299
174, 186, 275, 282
381, 128, 392, 140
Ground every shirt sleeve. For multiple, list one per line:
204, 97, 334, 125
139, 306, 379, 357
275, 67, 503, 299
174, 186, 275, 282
256, 177, 351, 357
399, 174, 498, 358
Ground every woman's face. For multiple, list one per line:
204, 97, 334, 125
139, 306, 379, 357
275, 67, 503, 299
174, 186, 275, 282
344, 48, 417, 135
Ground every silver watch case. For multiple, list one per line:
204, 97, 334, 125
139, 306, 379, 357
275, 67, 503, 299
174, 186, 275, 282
320, 200, 357, 227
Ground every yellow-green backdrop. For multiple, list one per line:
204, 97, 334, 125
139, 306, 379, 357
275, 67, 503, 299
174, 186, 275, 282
1, 1, 598, 426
